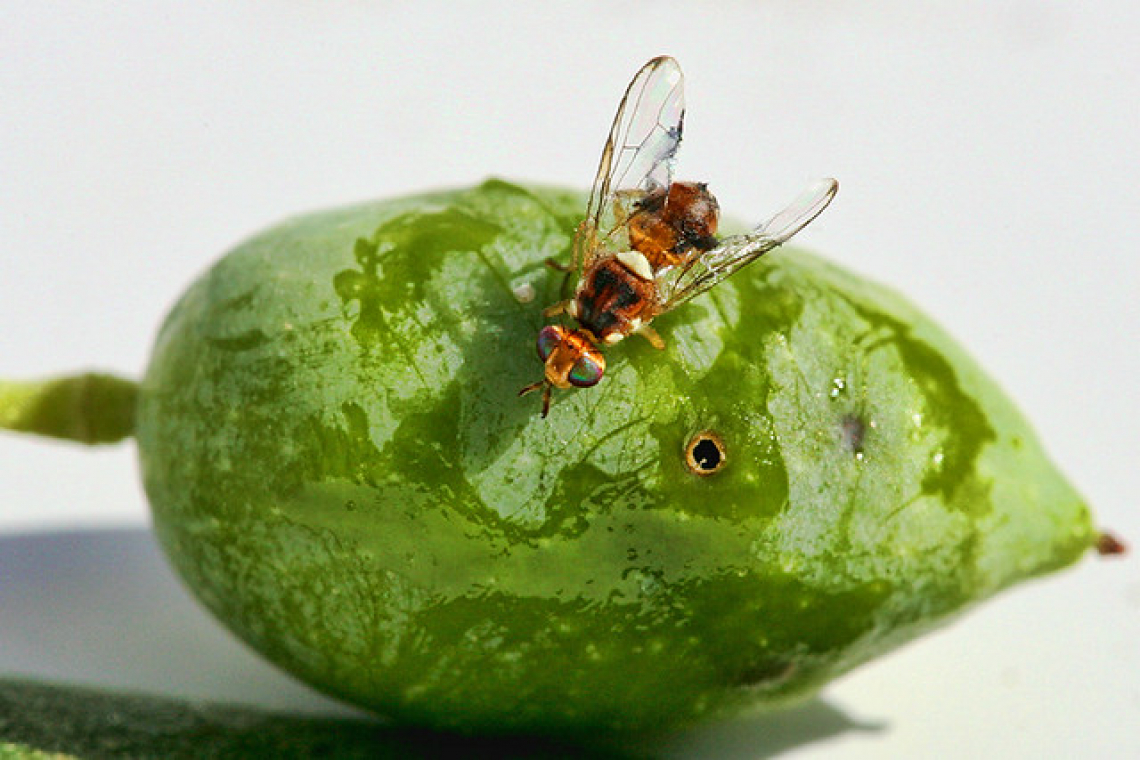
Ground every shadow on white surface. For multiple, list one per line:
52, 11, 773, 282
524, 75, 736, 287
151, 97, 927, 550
0, 527, 885, 758
0, 526, 357, 715
655, 701, 884, 760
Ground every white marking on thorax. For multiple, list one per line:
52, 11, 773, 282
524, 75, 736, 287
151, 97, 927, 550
605, 332, 625, 345
616, 250, 653, 281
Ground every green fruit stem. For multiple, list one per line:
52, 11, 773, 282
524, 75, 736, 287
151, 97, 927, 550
0, 373, 138, 445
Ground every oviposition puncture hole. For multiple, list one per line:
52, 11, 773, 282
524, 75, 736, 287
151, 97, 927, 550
685, 430, 727, 476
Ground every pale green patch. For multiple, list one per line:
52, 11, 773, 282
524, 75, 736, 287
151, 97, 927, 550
762, 293, 957, 589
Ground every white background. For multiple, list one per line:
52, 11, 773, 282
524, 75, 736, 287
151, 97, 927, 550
1, 3, 1137, 757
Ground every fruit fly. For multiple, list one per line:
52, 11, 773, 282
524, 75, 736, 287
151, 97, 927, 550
520, 56, 838, 417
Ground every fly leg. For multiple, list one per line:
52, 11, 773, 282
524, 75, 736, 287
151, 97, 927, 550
544, 257, 575, 301
636, 324, 666, 350
518, 380, 553, 418
544, 257, 572, 272
543, 300, 570, 318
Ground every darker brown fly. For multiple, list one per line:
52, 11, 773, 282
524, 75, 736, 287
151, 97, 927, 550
520, 56, 838, 417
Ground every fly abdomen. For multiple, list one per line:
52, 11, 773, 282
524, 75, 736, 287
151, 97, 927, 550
575, 258, 654, 343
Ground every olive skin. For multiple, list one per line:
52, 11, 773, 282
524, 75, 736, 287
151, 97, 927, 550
137, 180, 1094, 738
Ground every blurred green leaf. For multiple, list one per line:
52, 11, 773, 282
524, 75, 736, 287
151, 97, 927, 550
0, 679, 639, 759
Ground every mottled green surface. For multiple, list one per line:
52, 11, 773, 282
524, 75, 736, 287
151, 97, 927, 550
137, 180, 1094, 737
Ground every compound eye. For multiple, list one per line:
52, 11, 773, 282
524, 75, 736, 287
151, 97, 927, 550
567, 352, 605, 388
536, 326, 564, 361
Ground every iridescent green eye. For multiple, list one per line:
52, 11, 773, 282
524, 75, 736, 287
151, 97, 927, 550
568, 353, 605, 387
537, 326, 563, 361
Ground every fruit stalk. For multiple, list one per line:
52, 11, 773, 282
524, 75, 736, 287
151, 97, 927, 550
0, 373, 138, 445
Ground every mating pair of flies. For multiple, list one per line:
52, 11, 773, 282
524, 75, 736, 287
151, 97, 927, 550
520, 56, 838, 416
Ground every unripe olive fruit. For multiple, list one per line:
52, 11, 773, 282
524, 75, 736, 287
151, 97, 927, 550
6, 180, 1099, 739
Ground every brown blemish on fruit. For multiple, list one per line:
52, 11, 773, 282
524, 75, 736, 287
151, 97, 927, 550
840, 413, 866, 457
735, 659, 797, 689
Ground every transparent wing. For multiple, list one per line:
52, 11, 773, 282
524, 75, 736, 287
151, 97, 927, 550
576, 56, 686, 269
655, 178, 838, 312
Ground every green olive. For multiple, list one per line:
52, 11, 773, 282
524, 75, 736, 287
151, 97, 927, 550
3, 180, 1097, 739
